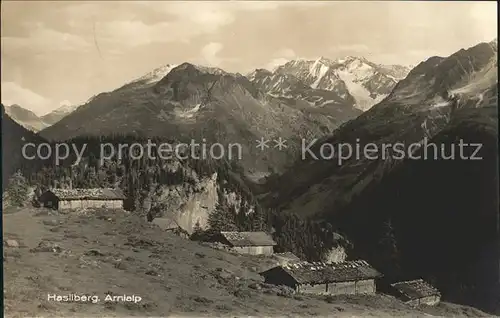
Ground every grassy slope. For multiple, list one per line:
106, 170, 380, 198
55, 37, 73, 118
3, 207, 494, 317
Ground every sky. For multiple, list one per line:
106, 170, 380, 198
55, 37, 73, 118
1, 1, 497, 116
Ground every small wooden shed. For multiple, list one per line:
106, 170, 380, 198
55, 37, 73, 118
390, 279, 441, 306
260, 260, 382, 295
213, 231, 277, 255
39, 188, 125, 210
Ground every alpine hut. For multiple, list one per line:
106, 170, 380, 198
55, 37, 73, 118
390, 279, 441, 306
213, 231, 277, 255
260, 260, 382, 295
39, 188, 125, 210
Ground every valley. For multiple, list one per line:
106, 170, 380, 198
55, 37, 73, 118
1, 2, 498, 316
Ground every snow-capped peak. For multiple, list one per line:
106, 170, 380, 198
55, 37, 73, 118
309, 58, 331, 89
268, 55, 410, 111
53, 103, 78, 114
247, 68, 272, 81
135, 64, 178, 84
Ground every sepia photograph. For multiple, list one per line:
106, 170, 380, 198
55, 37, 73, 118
1, 1, 498, 317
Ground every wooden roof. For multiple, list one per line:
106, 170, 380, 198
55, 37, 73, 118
49, 188, 126, 200
391, 279, 440, 300
261, 260, 382, 284
220, 231, 277, 247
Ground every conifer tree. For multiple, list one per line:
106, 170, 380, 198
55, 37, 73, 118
208, 201, 238, 232
6, 171, 30, 207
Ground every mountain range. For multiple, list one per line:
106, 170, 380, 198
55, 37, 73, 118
2, 38, 498, 314
3, 103, 78, 132
263, 39, 498, 312
265, 39, 498, 215
39, 55, 407, 177
253, 56, 410, 111
1, 104, 49, 189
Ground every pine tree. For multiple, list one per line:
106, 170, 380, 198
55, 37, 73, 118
208, 201, 238, 232
190, 221, 205, 241
251, 205, 266, 231
6, 171, 30, 207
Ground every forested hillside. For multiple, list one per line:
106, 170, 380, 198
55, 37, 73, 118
328, 106, 499, 313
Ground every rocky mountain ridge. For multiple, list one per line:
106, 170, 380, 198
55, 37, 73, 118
3, 103, 79, 131
265, 39, 498, 216
250, 56, 410, 111
41, 103, 79, 125
39, 62, 362, 177
261, 39, 498, 314
3, 104, 49, 132
1, 104, 49, 188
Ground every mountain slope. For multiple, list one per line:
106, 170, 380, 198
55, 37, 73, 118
1, 104, 49, 189
335, 105, 499, 313
2, 103, 79, 130
4, 104, 49, 132
265, 40, 498, 217
40, 62, 362, 177
247, 69, 359, 115
261, 57, 410, 111
4, 206, 493, 317
41, 104, 79, 125
263, 39, 498, 314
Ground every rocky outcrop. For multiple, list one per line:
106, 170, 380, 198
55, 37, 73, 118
321, 246, 347, 264
154, 172, 219, 233
150, 172, 254, 234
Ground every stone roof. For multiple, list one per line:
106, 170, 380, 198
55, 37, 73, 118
391, 279, 440, 300
262, 260, 382, 284
50, 188, 126, 200
220, 231, 277, 247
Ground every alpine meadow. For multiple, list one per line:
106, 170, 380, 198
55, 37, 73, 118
1, 1, 499, 317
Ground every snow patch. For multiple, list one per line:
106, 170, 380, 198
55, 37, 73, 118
475, 93, 484, 108
176, 103, 202, 118
385, 74, 397, 81
345, 61, 374, 81
336, 70, 377, 111
310, 59, 329, 89
136, 64, 178, 84
429, 94, 453, 109
52, 103, 78, 115
315, 99, 338, 107
432, 100, 451, 108
449, 55, 497, 97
